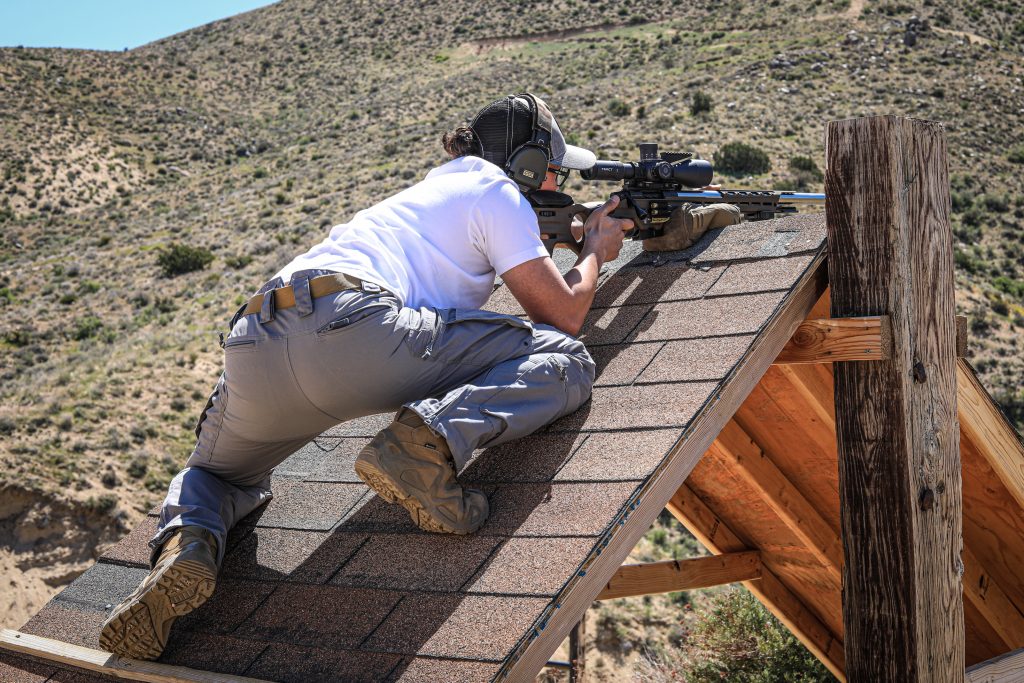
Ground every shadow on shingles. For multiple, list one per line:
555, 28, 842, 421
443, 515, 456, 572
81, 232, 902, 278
161, 428, 585, 680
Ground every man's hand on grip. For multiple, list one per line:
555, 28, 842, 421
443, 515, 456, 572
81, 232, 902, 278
582, 195, 633, 264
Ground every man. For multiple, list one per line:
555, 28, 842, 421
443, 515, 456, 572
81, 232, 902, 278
99, 93, 633, 660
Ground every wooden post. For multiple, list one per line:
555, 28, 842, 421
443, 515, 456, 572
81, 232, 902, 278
826, 115, 964, 681
569, 617, 586, 683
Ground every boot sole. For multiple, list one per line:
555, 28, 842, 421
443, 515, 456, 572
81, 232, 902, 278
98, 559, 216, 660
354, 450, 477, 535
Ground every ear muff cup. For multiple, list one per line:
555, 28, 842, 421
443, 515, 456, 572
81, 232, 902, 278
507, 144, 549, 190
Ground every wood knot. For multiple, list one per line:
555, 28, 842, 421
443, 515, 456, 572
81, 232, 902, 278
913, 360, 927, 383
918, 487, 935, 511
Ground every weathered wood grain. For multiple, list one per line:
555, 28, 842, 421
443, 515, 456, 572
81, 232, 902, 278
774, 316, 891, 364
597, 551, 762, 600
0, 629, 269, 683
826, 115, 964, 682
966, 648, 1024, 682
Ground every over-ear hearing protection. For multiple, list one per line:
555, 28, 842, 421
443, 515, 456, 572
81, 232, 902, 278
504, 93, 553, 192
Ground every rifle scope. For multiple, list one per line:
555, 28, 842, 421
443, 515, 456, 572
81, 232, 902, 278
580, 142, 714, 188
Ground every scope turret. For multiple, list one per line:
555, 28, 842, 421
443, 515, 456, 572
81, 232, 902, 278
580, 142, 713, 188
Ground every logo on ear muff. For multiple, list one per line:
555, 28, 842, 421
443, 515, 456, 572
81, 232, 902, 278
505, 93, 553, 192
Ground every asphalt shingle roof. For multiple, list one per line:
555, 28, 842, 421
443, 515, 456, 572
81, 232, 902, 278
1, 213, 827, 682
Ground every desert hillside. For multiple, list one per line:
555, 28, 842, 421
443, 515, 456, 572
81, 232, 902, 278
1, 0, 1022, 676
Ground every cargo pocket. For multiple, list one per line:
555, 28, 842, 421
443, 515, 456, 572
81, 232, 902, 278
424, 309, 534, 365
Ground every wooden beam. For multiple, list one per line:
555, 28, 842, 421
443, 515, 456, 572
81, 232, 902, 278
957, 359, 1024, 514
774, 316, 891, 364
966, 648, 1024, 682
0, 629, 270, 683
597, 551, 762, 600
826, 115, 964, 682
962, 545, 1024, 649
710, 420, 843, 583
666, 484, 846, 680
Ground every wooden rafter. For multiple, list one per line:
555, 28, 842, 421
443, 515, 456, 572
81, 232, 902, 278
0, 629, 269, 683
963, 545, 1024, 649
774, 316, 890, 364
665, 484, 846, 680
708, 420, 843, 585
597, 551, 762, 601
957, 359, 1024, 514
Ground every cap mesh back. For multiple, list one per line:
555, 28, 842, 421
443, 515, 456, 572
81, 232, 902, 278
470, 96, 537, 168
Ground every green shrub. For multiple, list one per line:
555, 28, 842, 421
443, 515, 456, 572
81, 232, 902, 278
608, 98, 631, 117
684, 589, 838, 682
157, 243, 214, 277
994, 276, 1024, 300
72, 315, 103, 341
1007, 146, 1024, 164
691, 91, 713, 116
789, 155, 823, 181
714, 142, 772, 176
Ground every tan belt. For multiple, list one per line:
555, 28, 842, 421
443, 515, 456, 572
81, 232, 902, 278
243, 272, 367, 316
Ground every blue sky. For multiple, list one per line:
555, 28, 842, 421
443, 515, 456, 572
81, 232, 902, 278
0, 1, 279, 51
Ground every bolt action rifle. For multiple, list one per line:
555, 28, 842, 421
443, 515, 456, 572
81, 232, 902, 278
529, 142, 825, 254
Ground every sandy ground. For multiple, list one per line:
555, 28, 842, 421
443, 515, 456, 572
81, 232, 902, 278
0, 486, 125, 629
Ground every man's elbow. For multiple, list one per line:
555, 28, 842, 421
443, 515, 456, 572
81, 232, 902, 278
533, 310, 587, 337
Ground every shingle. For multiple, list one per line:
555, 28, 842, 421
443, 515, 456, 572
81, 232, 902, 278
637, 335, 755, 384
332, 534, 500, 592
160, 632, 267, 675
360, 593, 461, 654
97, 516, 159, 568
547, 384, 716, 432
460, 432, 587, 484
465, 537, 595, 596
305, 438, 373, 483
482, 482, 639, 537
221, 528, 366, 583
418, 595, 550, 661
0, 652, 55, 682
333, 494, 422, 535
256, 480, 366, 531
390, 657, 501, 683
235, 584, 402, 650
51, 563, 149, 611
592, 263, 723, 307
245, 643, 403, 683
273, 440, 331, 478
175, 578, 276, 635
577, 304, 651, 346
324, 413, 394, 437
629, 291, 786, 342
555, 430, 680, 482
706, 254, 814, 297
21, 600, 107, 648
43, 670, 113, 682
687, 214, 825, 264
590, 342, 662, 387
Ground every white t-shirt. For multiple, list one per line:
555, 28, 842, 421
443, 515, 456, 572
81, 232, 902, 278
275, 156, 548, 310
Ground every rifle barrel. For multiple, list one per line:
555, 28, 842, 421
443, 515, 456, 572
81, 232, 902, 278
671, 190, 826, 203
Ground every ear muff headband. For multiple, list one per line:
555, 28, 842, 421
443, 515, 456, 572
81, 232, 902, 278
505, 92, 553, 191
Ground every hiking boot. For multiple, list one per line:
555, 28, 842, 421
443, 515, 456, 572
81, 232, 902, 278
355, 409, 489, 534
99, 526, 217, 660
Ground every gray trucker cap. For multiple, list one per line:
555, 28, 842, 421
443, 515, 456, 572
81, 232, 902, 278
470, 93, 596, 171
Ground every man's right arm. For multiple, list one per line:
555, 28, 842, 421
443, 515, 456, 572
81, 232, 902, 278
501, 196, 632, 336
